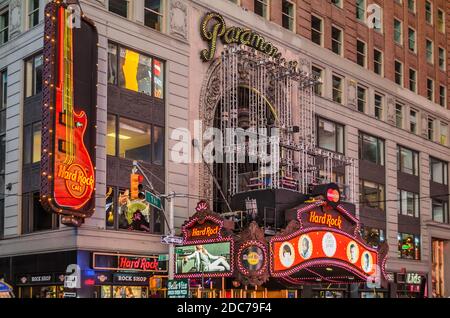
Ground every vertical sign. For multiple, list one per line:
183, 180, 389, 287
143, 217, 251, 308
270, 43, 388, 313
41, 1, 98, 221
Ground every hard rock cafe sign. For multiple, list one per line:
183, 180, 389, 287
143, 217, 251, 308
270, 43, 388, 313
40, 1, 97, 221
200, 11, 297, 68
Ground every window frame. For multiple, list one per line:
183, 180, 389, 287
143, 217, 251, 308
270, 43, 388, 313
425, 0, 433, 25
357, 85, 367, 113
107, 113, 164, 166
282, 0, 296, 32
439, 85, 446, 108
27, 0, 40, 30
144, 0, 165, 32
430, 157, 448, 185
358, 131, 385, 166
394, 18, 403, 46
408, 0, 416, 13
356, 39, 367, 68
24, 52, 43, 99
311, 65, 323, 96
395, 103, 403, 129
438, 47, 445, 71
398, 189, 420, 218
331, 25, 343, 56
373, 48, 383, 76
428, 116, 435, 141
108, 0, 130, 19
374, 92, 384, 120
394, 60, 403, 86
332, 74, 344, 104
254, 0, 270, 19
408, 68, 417, 92
397, 145, 419, 176
408, 27, 416, 53
0, 7, 8, 45
359, 179, 385, 211
426, 38, 434, 65
426, 78, 434, 102
409, 109, 418, 134
316, 116, 345, 154
311, 15, 323, 46
356, 0, 366, 22
437, 9, 445, 33
108, 42, 165, 99
432, 199, 449, 224
398, 232, 421, 260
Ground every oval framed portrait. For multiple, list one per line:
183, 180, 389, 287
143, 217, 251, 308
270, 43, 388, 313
346, 241, 359, 264
298, 234, 313, 260
322, 232, 337, 257
279, 242, 295, 268
361, 251, 373, 273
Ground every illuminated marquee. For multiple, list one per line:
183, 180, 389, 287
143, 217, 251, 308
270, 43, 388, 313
175, 201, 235, 279
200, 11, 297, 68
41, 1, 97, 220
270, 196, 388, 284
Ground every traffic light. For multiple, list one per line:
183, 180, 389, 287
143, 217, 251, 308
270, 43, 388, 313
130, 174, 143, 200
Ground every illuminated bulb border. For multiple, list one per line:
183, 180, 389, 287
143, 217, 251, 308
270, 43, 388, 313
236, 240, 268, 277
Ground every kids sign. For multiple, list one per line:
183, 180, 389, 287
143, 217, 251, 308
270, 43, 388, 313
40, 1, 97, 220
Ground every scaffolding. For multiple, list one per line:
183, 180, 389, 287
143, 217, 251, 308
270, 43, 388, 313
219, 44, 356, 203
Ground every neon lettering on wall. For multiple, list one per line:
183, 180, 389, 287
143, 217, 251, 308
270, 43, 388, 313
309, 211, 342, 229
191, 225, 220, 237
41, 1, 97, 219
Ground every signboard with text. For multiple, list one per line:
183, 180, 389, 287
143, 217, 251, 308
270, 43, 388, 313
41, 1, 98, 220
167, 279, 190, 298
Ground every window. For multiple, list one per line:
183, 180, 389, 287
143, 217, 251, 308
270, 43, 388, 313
317, 117, 344, 153
395, 103, 403, 128
144, 0, 164, 32
428, 117, 434, 141
438, 47, 445, 71
22, 192, 59, 234
109, 0, 128, 18
311, 15, 323, 46
356, 0, 366, 21
331, 0, 342, 8
425, 1, 432, 24
107, 114, 164, 165
108, 43, 165, 99
408, 68, 416, 92
398, 233, 420, 260
374, 93, 383, 120
359, 132, 384, 165
311, 66, 323, 96
23, 122, 41, 164
360, 180, 385, 211
0, 8, 8, 45
394, 19, 403, 45
409, 109, 417, 134
119, 117, 151, 162
373, 48, 383, 76
356, 39, 366, 67
426, 39, 434, 64
397, 146, 419, 176
408, 0, 415, 13
437, 9, 445, 33
408, 28, 416, 52
357, 86, 367, 113
394, 60, 403, 86
439, 85, 446, 107
254, 0, 269, 18
0, 70, 6, 134
427, 78, 434, 102
25, 54, 43, 98
106, 186, 163, 233
27, 0, 39, 29
331, 26, 343, 56
282, 1, 295, 31
398, 190, 420, 218
432, 200, 449, 224
430, 157, 448, 185
332, 75, 343, 104
362, 227, 385, 248
440, 122, 448, 146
